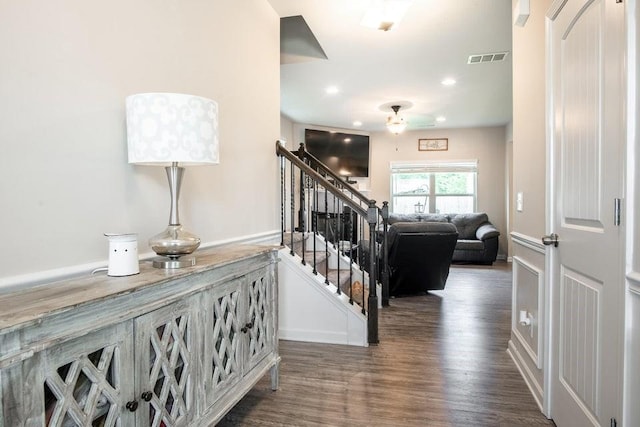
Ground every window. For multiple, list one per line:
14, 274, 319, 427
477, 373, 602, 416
390, 160, 477, 214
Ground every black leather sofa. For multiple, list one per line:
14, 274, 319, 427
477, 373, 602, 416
360, 222, 458, 296
384, 212, 500, 265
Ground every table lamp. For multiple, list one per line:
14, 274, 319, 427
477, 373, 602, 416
126, 93, 219, 268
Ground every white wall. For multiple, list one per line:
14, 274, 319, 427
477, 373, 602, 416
280, 114, 295, 148
508, 0, 551, 414
512, 4, 548, 238
0, 0, 280, 287
368, 127, 508, 257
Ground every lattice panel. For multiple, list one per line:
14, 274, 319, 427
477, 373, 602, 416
146, 314, 191, 427
44, 347, 120, 426
247, 276, 269, 359
211, 290, 241, 389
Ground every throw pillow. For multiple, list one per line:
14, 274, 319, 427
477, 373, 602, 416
450, 213, 489, 240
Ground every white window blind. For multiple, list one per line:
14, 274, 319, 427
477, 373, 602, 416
390, 160, 478, 174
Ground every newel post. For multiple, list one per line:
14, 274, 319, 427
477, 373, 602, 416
381, 201, 390, 307
367, 200, 379, 344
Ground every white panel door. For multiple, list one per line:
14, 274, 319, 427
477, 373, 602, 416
547, 0, 625, 426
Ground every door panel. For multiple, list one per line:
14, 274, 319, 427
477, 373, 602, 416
559, 267, 601, 418
548, 0, 624, 425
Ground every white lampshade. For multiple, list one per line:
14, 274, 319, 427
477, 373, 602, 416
126, 93, 219, 165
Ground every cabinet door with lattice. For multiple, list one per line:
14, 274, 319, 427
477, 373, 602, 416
134, 297, 197, 427
244, 266, 275, 372
34, 322, 135, 427
202, 278, 243, 406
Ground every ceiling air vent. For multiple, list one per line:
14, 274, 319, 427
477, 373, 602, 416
467, 51, 510, 64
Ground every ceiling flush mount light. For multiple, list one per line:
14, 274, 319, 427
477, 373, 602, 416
353, 120, 363, 127
436, 116, 446, 122
361, 0, 413, 31
441, 78, 456, 86
126, 93, 219, 269
387, 105, 407, 134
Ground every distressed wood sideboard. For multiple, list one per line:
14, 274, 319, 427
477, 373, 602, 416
0, 244, 280, 426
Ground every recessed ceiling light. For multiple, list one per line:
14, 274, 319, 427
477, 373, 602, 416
353, 121, 362, 127
441, 78, 456, 86
344, 138, 352, 143
361, 0, 413, 31
436, 116, 446, 122
325, 86, 339, 95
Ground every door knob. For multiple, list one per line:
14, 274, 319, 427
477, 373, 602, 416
541, 233, 559, 247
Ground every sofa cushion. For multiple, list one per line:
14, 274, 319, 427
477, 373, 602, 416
450, 213, 489, 239
455, 239, 485, 251
388, 213, 449, 224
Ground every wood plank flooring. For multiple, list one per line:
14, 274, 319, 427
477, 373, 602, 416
218, 262, 555, 426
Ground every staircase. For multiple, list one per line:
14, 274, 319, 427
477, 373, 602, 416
276, 141, 389, 347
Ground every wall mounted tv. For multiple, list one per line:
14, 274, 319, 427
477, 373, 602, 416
304, 128, 370, 178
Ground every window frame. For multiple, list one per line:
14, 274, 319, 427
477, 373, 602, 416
389, 160, 478, 214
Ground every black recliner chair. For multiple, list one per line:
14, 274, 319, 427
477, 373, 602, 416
360, 222, 458, 296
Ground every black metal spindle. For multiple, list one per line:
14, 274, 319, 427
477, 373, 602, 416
381, 201, 390, 307
359, 215, 366, 314
324, 187, 330, 285
312, 178, 318, 275
367, 201, 379, 344
279, 150, 285, 247
345, 206, 354, 305
299, 170, 307, 266
305, 165, 312, 265
296, 145, 307, 265
335, 200, 343, 296
332, 192, 338, 248
290, 162, 295, 256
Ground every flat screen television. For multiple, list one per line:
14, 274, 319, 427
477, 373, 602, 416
304, 128, 370, 178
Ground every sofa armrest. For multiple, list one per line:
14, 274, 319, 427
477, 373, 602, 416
476, 223, 500, 241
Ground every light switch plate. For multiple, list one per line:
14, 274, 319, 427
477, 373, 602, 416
516, 192, 524, 212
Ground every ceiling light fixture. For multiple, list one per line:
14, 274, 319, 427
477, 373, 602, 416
441, 78, 456, 86
361, 0, 413, 32
353, 121, 363, 127
436, 116, 446, 122
386, 105, 407, 134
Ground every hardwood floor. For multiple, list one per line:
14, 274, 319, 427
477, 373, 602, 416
218, 262, 555, 426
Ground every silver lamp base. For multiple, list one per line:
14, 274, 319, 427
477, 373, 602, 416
152, 256, 196, 269
149, 224, 201, 269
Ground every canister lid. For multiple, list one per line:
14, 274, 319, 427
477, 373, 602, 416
104, 233, 138, 242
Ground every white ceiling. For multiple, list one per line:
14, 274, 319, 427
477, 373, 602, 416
267, 0, 514, 132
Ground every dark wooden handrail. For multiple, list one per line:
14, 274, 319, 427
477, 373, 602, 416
276, 141, 368, 217
298, 145, 371, 207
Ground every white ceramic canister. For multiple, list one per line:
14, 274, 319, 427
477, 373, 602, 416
104, 233, 139, 276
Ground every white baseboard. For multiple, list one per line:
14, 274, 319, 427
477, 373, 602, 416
507, 340, 546, 415
279, 329, 351, 345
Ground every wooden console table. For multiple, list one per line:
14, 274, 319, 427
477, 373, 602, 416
0, 244, 279, 426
